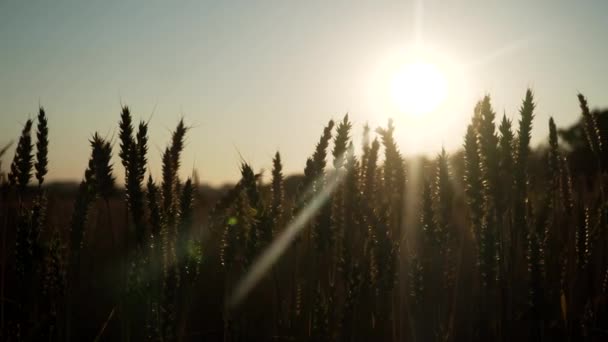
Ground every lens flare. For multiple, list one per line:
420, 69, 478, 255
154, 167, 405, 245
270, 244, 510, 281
227, 170, 345, 310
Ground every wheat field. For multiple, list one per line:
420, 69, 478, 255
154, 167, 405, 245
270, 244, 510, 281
1, 90, 607, 341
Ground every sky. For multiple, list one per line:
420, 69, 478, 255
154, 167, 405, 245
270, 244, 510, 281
1, 0, 607, 186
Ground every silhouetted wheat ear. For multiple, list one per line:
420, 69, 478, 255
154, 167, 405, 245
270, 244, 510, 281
35, 107, 48, 187
161, 146, 175, 216
119, 107, 148, 248
170, 119, 187, 176
271, 151, 284, 233
118, 107, 136, 202
8, 119, 34, 191
332, 114, 352, 169
578, 93, 602, 157
312, 119, 335, 180
118, 106, 134, 169
90, 133, 115, 200
136, 121, 148, 181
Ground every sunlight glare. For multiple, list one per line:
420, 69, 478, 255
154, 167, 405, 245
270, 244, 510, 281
367, 45, 473, 156
390, 61, 448, 116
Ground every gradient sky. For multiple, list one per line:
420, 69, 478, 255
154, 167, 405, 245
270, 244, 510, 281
1, 1, 607, 186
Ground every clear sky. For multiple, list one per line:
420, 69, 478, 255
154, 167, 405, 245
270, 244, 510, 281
1, 1, 607, 186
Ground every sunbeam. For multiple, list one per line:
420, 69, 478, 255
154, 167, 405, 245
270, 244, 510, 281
227, 170, 345, 310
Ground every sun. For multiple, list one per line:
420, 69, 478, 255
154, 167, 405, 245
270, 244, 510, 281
390, 61, 448, 116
